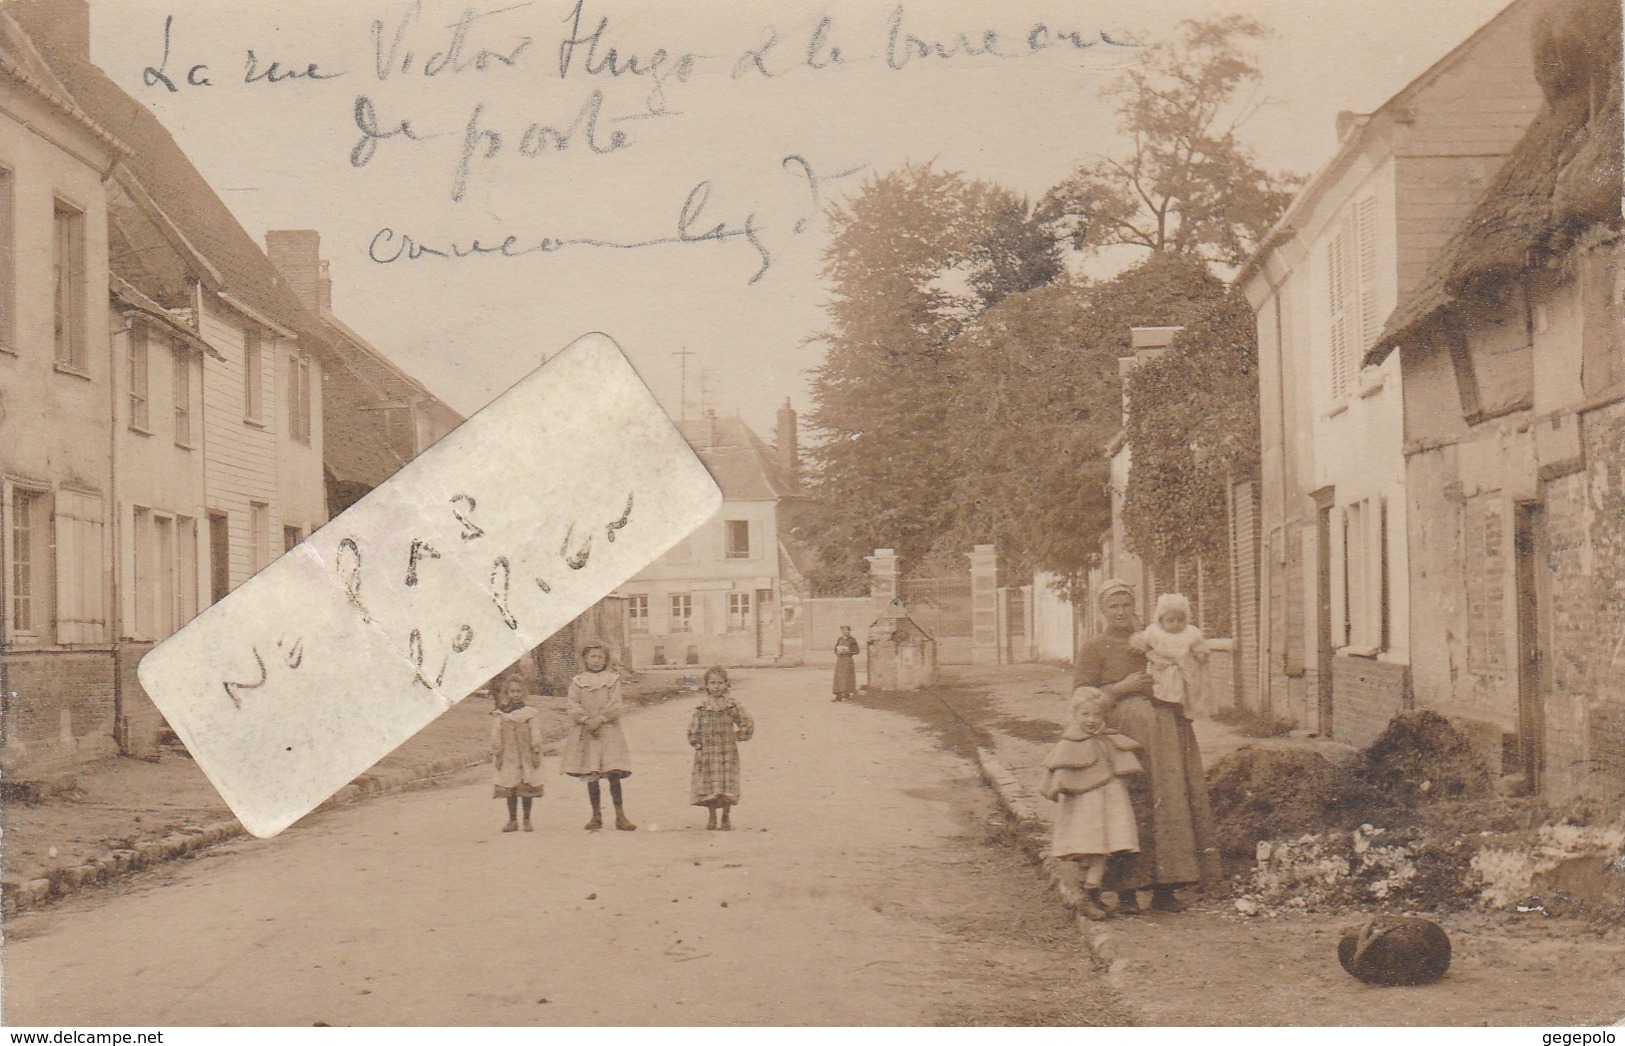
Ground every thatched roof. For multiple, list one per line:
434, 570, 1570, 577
1371, 0, 1623, 362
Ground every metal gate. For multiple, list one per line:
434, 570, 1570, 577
900, 577, 973, 664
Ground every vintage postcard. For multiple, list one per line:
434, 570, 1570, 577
1, 0, 1621, 1031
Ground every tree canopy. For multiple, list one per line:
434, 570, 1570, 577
1038, 16, 1299, 267
799, 164, 1057, 587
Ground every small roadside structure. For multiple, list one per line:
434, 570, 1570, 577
866, 598, 937, 692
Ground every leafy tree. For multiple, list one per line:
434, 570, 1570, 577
800, 165, 1058, 587
1120, 288, 1260, 570
1038, 16, 1299, 266
946, 252, 1225, 597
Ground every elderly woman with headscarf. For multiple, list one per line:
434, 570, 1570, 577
1073, 579, 1220, 913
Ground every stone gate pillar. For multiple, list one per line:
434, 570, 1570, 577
968, 543, 1000, 666
865, 548, 900, 614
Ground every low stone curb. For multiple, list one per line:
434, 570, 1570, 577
971, 747, 1138, 1002
2, 753, 490, 917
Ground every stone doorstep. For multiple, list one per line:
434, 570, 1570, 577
0, 754, 491, 917
971, 747, 1139, 1010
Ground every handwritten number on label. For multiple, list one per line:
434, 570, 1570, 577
561, 523, 592, 570
406, 538, 441, 586
605, 491, 634, 542
223, 646, 267, 708
491, 557, 518, 630
410, 625, 477, 689
450, 494, 484, 540
338, 537, 371, 623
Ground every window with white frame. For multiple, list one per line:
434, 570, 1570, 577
244, 330, 263, 422
53, 200, 87, 371
0, 165, 13, 353
134, 508, 199, 639
725, 519, 751, 559
628, 594, 649, 634
1341, 496, 1388, 651
129, 326, 150, 430
288, 353, 312, 444
10, 487, 49, 638
1327, 195, 1380, 400
727, 592, 752, 632
250, 501, 270, 572
173, 344, 192, 446
670, 593, 693, 633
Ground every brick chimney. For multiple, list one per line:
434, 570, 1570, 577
775, 398, 799, 490
12, 0, 92, 64
266, 230, 324, 313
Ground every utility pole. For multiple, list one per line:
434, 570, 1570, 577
671, 346, 694, 421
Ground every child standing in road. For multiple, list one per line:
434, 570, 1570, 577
1040, 687, 1143, 920
560, 642, 636, 831
1130, 592, 1211, 709
688, 666, 755, 830
491, 667, 545, 833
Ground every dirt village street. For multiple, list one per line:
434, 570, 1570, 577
6, 665, 1625, 1028
1, 668, 1124, 1027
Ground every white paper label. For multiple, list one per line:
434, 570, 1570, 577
138, 334, 722, 838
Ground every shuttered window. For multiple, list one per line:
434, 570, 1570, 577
54, 489, 106, 644
53, 201, 87, 370
1327, 195, 1382, 400
0, 166, 13, 353
173, 345, 192, 446
129, 327, 150, 430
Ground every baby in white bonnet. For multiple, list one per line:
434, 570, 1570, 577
1130, 592, 1210, 708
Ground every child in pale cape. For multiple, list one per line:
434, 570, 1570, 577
1131, 591, 1210, 709
1040, 687, 1143, 920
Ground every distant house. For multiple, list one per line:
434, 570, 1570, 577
616, 405, 806, 669
1370, 0, 1622, 798
264, 230, 462, 516
1237, 0, 1547, 745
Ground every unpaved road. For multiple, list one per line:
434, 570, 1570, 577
3, 668, 1123, 1026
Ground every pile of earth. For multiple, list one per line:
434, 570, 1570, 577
1206, 712, 1625, 918
1207, 711, 1500, 858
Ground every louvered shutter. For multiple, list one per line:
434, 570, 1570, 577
1356, 196, 1381, 355
54, 490, 106, 644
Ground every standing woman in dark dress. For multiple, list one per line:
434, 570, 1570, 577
832, 626, 860, 701
1074, 579, 1220, 913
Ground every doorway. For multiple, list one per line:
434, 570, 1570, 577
208, 512, 230, 605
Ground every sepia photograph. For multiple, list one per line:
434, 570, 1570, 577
0, 0, 1622, 1030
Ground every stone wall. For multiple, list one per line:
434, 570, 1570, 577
1, 650, 119, 776
1330, 655, 1411, 749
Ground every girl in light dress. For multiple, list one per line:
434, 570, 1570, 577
559, 643, 636, 831
490, 667, 545, 833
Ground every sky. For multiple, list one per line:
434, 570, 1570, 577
87, 0, 1513, 437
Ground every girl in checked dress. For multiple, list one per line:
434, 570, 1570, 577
688, 666, 754, 830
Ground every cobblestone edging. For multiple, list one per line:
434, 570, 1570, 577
2, 753, 490, 917
971, 747, 1137, 999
